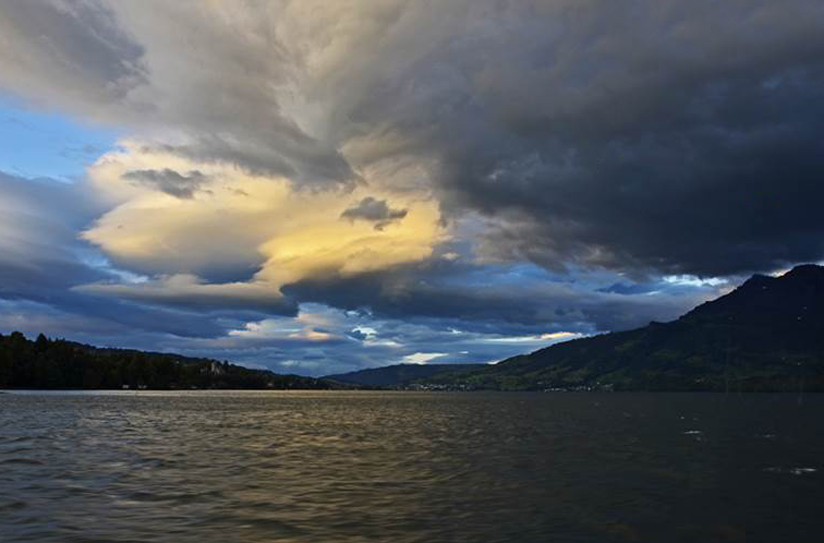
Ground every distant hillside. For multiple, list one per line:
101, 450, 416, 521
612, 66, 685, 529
325, 363, 486, 388
421, 265, 824, 392
0, 332, 332, 390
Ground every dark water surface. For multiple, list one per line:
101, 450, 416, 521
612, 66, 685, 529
1, 391, 822, 542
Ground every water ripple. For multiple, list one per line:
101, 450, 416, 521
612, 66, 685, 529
1, 391, 823, 542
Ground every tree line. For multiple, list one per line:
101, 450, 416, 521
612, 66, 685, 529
0, 331, 332, 390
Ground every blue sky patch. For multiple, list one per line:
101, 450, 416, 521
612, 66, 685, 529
0, 96, 118, 181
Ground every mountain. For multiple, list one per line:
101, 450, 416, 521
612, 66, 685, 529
325, 363, 486, 388
0, 332, 333, 390
6, 265, 823, 392
420, 265, 824, 392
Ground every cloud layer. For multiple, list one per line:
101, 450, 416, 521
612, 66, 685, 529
1, 0, 823, 373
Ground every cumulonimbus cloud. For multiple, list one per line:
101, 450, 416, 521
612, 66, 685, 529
3, 0, 823, 278
1, 1, 823, 373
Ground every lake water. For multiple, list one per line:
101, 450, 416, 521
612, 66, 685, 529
1, 391, 822, 542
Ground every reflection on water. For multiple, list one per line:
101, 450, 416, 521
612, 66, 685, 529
1, 391, 822, 542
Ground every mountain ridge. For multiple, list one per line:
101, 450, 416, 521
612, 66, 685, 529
417, 265, 824, 391
324, 363, 486, 388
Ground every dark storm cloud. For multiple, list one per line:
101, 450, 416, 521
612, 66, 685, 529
6, 1, 822, 276
333, 0, 824, 277
340, 197, 408, 230
3, 1, 824, 375
439, 83, 824, 277
122, 168, 207, 199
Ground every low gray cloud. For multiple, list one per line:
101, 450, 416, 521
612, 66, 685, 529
0, 172, 260, 338
76, 275, 298, 316
330, 0, 824, 277
122, 168, 207, 199
282, 260, 711, 335
340, 197, 408, 230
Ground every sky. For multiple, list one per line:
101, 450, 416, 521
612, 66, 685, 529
1, 0, 822, 376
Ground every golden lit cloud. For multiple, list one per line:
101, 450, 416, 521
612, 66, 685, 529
78, 142, 446, 306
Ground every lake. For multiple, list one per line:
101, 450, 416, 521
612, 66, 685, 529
1, 391, 822, 542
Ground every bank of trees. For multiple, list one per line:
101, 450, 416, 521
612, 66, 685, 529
0, 331, 330, 390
